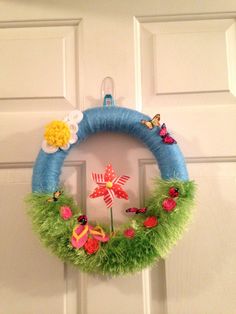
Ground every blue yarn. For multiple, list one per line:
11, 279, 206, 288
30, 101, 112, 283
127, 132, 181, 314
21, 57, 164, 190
32, 107, 189, 192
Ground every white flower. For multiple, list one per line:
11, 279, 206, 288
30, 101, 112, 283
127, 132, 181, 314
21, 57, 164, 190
42, 110, 83, 154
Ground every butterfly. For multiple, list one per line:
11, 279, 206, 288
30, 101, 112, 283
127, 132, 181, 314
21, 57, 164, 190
47, 190, 63, 202
126, 207, 148, 214
141, 114, 160, 129
159, 123, 177, 144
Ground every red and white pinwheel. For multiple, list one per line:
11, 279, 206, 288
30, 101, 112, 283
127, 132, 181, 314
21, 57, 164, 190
89, 164, 130, 208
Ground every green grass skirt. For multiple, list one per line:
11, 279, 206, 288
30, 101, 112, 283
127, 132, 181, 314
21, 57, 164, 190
26, 179, 195, 276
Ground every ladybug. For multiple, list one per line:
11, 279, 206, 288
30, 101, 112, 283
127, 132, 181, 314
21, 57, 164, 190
168, 187, 179, 198
77, 215, 88, 225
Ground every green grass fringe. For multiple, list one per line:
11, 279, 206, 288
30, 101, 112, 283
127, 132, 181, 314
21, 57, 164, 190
26, 179, 196, 276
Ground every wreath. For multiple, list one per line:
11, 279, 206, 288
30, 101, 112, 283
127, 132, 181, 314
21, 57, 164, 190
27, 105, 195, 276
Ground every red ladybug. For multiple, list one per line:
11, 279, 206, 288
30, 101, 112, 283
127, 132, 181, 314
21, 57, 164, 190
77, 215, 88, 225
168, 187, 179, 198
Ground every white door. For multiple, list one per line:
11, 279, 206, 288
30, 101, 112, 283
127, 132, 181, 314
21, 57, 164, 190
0, 2, 236, 314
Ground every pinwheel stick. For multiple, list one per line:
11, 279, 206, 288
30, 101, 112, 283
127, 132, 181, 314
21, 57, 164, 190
110, 207, 114, 233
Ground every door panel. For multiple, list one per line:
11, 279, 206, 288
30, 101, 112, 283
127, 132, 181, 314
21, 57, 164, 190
0, 20, 79, 111
167, 161, 236, 314
0, 167, 64, 314
0, 1, 236, 314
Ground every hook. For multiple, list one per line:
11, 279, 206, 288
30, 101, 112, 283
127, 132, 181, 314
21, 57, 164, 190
101, 76, 116, 106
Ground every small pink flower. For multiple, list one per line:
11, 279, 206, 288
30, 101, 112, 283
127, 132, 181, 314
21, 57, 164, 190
60, 206, 73, 220
162, 198, 176, 212
143, 216, 158, 228
124, 228, 135, 238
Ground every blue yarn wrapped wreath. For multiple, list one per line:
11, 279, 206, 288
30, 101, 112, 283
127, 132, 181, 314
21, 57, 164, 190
28, 106, 195, 276
33, 107, 188, 192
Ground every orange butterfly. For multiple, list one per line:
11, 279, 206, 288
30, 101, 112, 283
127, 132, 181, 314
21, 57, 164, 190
141, 114, 160, 129
47, 190, 63, 202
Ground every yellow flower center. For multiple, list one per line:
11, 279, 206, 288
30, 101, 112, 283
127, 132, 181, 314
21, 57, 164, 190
106, 181, 113, 189
44, 120, 71, 147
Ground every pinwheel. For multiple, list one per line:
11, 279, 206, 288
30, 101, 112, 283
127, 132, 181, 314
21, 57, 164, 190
90, 164, 130, 233
89, 163, 130, 208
